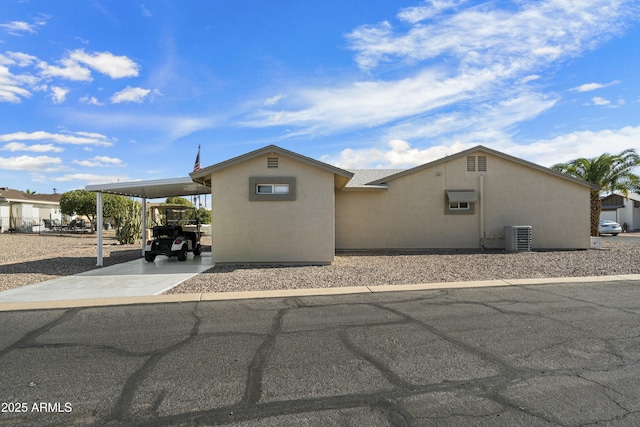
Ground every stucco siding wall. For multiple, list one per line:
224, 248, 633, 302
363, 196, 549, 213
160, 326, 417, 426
336, 156, 481, 249
210, 154, 336, 263
481, 156, 590, 249
336, 153, 591, 249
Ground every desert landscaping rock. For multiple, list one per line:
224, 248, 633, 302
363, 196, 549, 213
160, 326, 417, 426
2, 233, 639, 295
168, 238, 640, 294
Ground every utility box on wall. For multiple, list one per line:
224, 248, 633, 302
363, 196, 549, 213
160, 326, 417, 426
504, 226, 532, 252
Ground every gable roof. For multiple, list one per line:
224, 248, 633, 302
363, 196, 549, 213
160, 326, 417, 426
366, 145, 601, 190
602, 192, 640, 202
0, 188, 61, 204
191, 145, 355, 189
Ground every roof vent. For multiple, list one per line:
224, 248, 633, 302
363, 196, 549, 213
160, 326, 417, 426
478, 156, 487, 171
466, 156, 475, 172
267, 157, 278, 168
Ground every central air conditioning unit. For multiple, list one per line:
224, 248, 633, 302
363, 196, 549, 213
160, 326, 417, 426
504, 226, 532, 252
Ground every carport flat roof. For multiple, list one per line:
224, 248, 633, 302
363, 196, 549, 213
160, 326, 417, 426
86, 177, 210, 199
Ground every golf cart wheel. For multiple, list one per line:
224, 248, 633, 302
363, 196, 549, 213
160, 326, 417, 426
144, 253, 156, 262
193, 245, 201, 256
177, 245, 188, 261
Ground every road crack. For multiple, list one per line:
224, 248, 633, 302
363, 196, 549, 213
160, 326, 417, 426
241, 307, 287, 405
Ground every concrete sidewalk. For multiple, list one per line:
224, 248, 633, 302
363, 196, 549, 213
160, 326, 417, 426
0, 253, 213, 305
1, 270, 639, 312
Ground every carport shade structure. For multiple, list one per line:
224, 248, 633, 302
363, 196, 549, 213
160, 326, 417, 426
86, 177, 210, 266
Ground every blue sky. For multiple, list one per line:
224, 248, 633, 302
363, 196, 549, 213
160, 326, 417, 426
1, 0, 640, 195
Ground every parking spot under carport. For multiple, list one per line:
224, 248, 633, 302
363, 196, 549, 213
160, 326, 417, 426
0, 253, 213, 304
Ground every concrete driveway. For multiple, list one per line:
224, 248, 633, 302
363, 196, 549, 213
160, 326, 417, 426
2, 278, 640, 426
0, 253, 213, 304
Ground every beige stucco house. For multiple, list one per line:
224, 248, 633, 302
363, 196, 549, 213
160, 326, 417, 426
190, 144, 598, 264
190, 145, 353, 264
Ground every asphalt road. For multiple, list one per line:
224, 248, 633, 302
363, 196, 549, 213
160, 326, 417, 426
2, 280, 640, 426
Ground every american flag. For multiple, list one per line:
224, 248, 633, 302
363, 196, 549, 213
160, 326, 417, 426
193, 144, 202, 172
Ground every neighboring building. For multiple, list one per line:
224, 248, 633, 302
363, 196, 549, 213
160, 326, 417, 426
0, 188, 62, 233
601, 193, 640, 231
190, 145, 598, 264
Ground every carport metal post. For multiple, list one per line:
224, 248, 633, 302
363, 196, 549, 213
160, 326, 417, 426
141, 197, 147, 256
96, 191, 103, 267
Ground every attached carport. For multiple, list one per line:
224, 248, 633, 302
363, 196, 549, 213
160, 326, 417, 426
86, 177, 210, 266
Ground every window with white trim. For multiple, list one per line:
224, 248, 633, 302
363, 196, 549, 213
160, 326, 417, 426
249, 176, 296, 201
444, 189, 477, 215
449, 201, 470, 210
256, 184, 289, 194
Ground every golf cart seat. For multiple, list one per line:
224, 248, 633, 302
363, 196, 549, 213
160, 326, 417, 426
152, 225, 183, 239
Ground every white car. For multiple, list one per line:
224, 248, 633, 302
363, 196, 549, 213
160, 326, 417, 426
599, 219, 622, 236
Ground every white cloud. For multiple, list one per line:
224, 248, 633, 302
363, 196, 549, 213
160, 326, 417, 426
245, 0, 635, 138
505, 126, 640, 167
591, 96, 611, 106
264, 94, 285, 106
397, 0, 464, 24
572, 80, 620, 92
1, 52, 38, 67
0, 65, 36, 102
246, 67, 501, 133
66, 111, 219, 141
73, 156, 124, 167
110, 86, 151, 103
322, 139, 470, 169
1, 142, 64, 153
381, 90, 558, 143
587, 96, 625, 108
521, 75, 541, 84
30, 49, 140, 86
49, 173, 132, 185
38, 58, 92, 81
50, 86, 69, 104
0, 20, 42, 36
0, 131, 114, 146
0, 155, 63, 171
79, 95, 105, 106
347, 0, 631, 71
69, 49, 139, 79
0, 48, 139, 103
323, 125, 640, 170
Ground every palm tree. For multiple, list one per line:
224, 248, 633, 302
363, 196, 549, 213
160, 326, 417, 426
551, 149, 640, 236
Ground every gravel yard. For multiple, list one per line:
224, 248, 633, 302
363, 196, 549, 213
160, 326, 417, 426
1, 233, 639, 295
167, 237, 640, 294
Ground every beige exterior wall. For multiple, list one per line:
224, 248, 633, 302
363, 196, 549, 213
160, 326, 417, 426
336, 152, 591, 250
209, 154, 336, 263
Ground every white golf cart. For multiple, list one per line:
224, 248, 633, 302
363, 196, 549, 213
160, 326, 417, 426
144, 205, 202, 262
